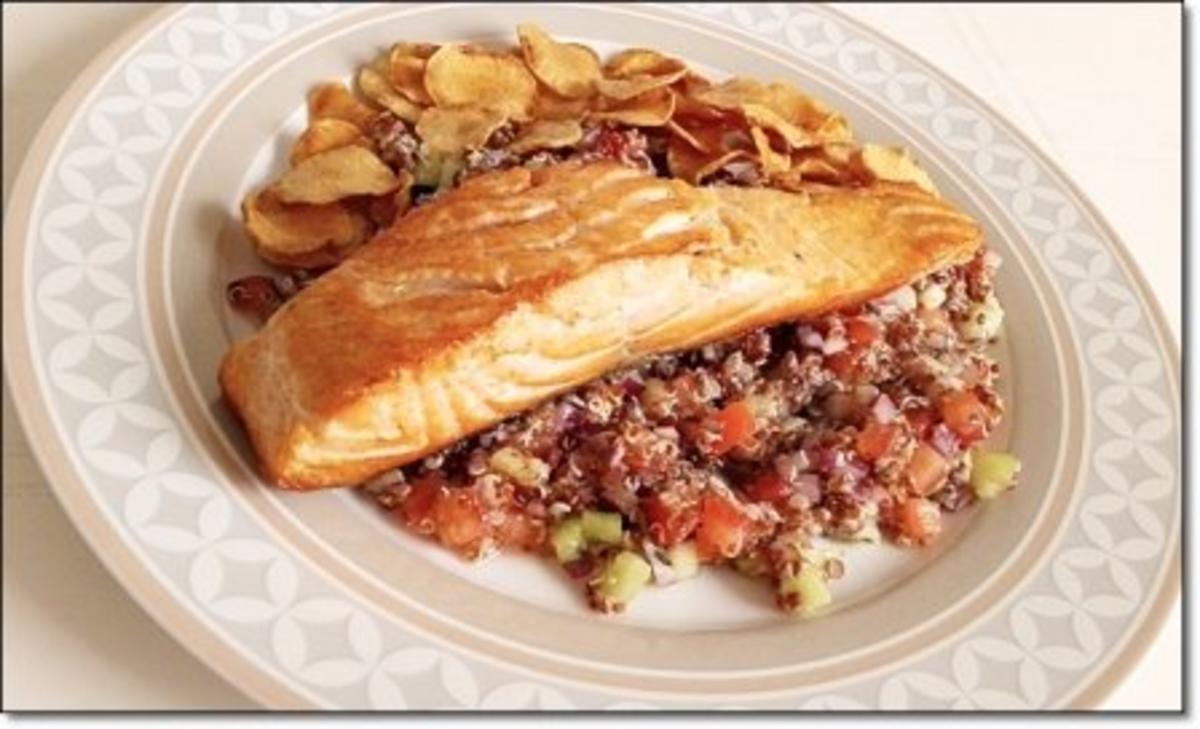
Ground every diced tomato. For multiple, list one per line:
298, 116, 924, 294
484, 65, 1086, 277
641, 492, 700, 547
695, 492, 750, 561
825, 350, 859, 379
891, 497, 942, 546
434, 489, 486, 555
939, 390, 991, 443
400, 475, 444, 534
846, 317, 880, 349
743, 470, 791, 506
708, 400, 758, 456
905, 407, 937, 439
905, 443, 950, 496
856, 421, 899, 462
493, 508, 546, 552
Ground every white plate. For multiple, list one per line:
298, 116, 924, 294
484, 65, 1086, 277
3, 3, 1180, 710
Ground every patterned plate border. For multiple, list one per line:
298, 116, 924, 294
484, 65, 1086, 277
2, 2, 1180, 710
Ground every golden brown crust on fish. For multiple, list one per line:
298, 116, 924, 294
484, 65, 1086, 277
219, 161, 981, 489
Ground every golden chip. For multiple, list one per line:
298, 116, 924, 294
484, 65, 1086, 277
597, 48, 688, 100
692, 78, 853, 144
243, 188, 371, 268
666, 133, 751, 184
760, 81, 854, 142
416, 106, 508, 155
858, 144, 937, 194
273, 146, 399, 205
289, 118, 370, 167
590, 87, 675, 126
517, 23, 600, 99
778, 144, 860, 188
389, 43, 437, 105
366, 170, 415, 228
531, 87, 591, 121
666, 119, 707, 152
358, 64, 422, 122
740, 103, 815, 149
424, 44, 537, 120
604, 48, 687, 79
307, 82, 378, 131
750, 126, 790, 176
507, 119, 584, 155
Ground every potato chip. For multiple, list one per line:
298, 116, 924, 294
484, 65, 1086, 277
273, 146, 399, 205
307, 82, 378, 131
289, 119, 370, 167
243, 188, 371, 267
416, 106, 508, 155
858, 144, 937, 193
750, 126, 790, 176
531, 87, 591, 121
366, 170, 415, 227
596, 48, 688, 101
389, 43, 437, 105
666, 119, 707, 152
517, 23, 600, 99
507, 119, 584, 155
777, 144, 860, 189
590, 87, 675, 126
603, 48, 688, 80
693, 78, 852, 144
358, 64, 422, 122
666, 133, 750, 184
424, 44, 537, 119
741, 103, 815, 149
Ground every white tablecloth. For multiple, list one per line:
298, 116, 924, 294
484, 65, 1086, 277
1, 2, 1180, 710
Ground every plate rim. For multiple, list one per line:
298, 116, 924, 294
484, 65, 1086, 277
0, 1, 1180, 710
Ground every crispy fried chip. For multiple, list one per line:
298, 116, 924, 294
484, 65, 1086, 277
750, 126, 790, 176
603, 48, 688, 80
424, 44, 537, 119
858, 143, 937, 193
358, 63, 423, 122
289, 119, 370, 167
666, 133, 751, 184
416, 106, 508, 154
590, 87, 675, 126
776, 143, 861, 189
517, 23, 600, 99
531, 87, 591, 121
692, 78, 853, 144
507, 119, 584, 155
366, 169, 415, 228
243, 188, 371, 267
273, 146, 399, 205
597, 48, 688, 100
307, 82, 378, 131
741, 103, 815, 149
666, 119, 707, 152
389, 42, 437, 105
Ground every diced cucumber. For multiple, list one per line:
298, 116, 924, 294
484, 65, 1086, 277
581, 510, 624, 546
666, 542, 699, 580
593, 551, 652, 606
970, 450, 1021, 500
779, 564, 832, 617
550, 518, 584, 563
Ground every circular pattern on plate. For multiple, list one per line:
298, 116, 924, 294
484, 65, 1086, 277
4, 2, 1178, 709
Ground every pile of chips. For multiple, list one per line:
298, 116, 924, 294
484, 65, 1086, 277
243, 23, 937, 268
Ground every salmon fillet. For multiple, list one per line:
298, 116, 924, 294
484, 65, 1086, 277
219, 161, 981, 489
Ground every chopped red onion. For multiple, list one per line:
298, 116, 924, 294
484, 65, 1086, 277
872, 394, 898, 423
821, 334, 848, 355
930, 423, 959, 457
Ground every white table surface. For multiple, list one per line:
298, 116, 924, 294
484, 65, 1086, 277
2, 2, 1181, 711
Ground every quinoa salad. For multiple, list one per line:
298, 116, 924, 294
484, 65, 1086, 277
229, 111, 1020, 617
